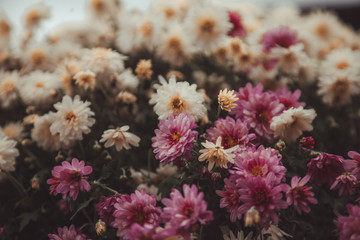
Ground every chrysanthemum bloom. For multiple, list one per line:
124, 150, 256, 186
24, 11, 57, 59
125, 223, 157, 240
149, 75, 207, 121
216, 177, 243, 222
237, 174, 288, 227
95, 195, 121, 225
270, 107, 317, 143
0, 134, 19, 172
227, 11, 246, 38
50, 95, 95, 146
1, 122, 24, 142
307, 153, 345, 186
22, 2, 50, 28
335, 204, 360, 240
115, 91, 137, 104
152, 113, 198, 165
274, 87, 305, 110
206, 116, 255, 151
0, 71, 19, 109
345, 151, 360, 178
162, 184, 214, 232
100, 126, 140, 152
112, 189, 161, 238
47, 158, 92, 200
300, 136, 315, 150
135, 59, 153, 80
260, 26, 299, 53
199, 136, 238, 171
330, 173, 357, 197
73, 70, 96, 90
230, 83, 264, 119
218, 88, 239, 112
233, 146, 286, 184
285, 175, 318, 214
48, 224, 91, 240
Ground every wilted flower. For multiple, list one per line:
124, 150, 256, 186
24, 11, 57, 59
0, 134, 19, 172
95, 195, 121, 225
100, 126, 140, 151
300, 136, 315, 150
95, 219, 106, 236
244, 206, 260, 227
330, 172, 357, 197
135, 59, 153, 80
48, 225, 91, 240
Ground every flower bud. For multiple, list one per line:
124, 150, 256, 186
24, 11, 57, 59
95, 219, 106, 236
245, 206, 260, 227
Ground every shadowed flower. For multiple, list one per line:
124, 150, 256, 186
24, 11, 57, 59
48, 224, 91, 240
227, 11, 246, 38
335, 204, 360, 240
100, 126, 140, 151
261, 26, 299, 53
300, 137, 315, 150
96, 195, 121, 225
330, 173, 357, 197
275, 87, 305, 110
0, 134, 19, 172
218, 88, 239, 112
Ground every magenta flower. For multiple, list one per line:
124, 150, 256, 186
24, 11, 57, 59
233, 145, 286, 183
152, 113, 198, 165
95, 195, 121, 225
111, 189, 161, 238
344, 151, 360, 178
227, 11, 246, 38
125, 223, 157, 240
300, 137, 315, 150
206, 116, 255, 151
285, 175, 317, 214
330, 173, 357, 197
260, 26, 299, 52
216, 177, 243, 222
307, 153, 345, 186
237, 174, 288, 227
275, 87, 305, 110
335, 204, 360, 240
161, 184, 214, 233
48, 225, 91, 240
47, 158, 92, 200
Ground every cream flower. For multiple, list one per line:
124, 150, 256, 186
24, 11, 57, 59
99, 126, 140, 151
218, 88, 238, 112
50, 95, 95, 145
0, 134, 19, 172
0, 71, 19, 109
270, 107, 317, 143
74, 70, 96, 90
149, 75, 207, 121
1, 122, 24, 142
198, 136, 238, 171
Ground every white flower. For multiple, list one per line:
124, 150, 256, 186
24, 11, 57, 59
320, 48, 360, 77
1, 122, 24, 142
22, 2, 50, 28
149, 75, 207, 121
198, 136, 238, 171
0, 134, 19, 172
74, 70, 96, 90
50, 95, 95, 145
114, 69, 139, 91
0, 71, 19, 109
31, 112, 74, 151
270, 107, 317, 143
99, 126, 140, 151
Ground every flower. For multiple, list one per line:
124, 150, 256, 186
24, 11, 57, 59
47, 158, 92, 200
345, 151, 360, 178
223, 230, 256, 240
111, 189, 161, 238
335, 204, 360, 240
95, 195, 121, 225
244, 206, 261, 227
161, 184, 214, 232
261, 26, 299, 53
285, 175, 318, 214
227, 11, 246, 38
73, 70, 96, 90
152, 113, 198, 165
218, 88, 239, 112
300, 136, 315, 150
307, 153, 345, 186
0, 134, 19, 172
125, 223, 157, 240
149, 75, 207, 121
22, 2, 50, 28
206, 116, 255, 151
48, 224, 91, 240
0, 70, 19, 109
95, 219, 106, 236
50, 95, 95, 146
100, 126, 140, 151
135, 59, 153, 80
274, 87, 305, 110
1, 121, 24, 142
199, 136, 238, 171
330, 173, 357, 197
270, 107, 317, 143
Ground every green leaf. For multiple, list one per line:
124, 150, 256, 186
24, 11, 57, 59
19, 212, 38, 231
70, 197, 95, 221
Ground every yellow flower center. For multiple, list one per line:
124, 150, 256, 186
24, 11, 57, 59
1, 80, 16, 93
336, 61, 350, 70
169, 96, 185, 114
199, 17, 216, 34
250, 166, 263, 177
65, 110, 77, 124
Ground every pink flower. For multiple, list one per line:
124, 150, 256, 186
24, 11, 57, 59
285, 175, 317, 214
237, 174, 288, 227
260, 26, 299, 53
206, 116, 255, 151
275, 87, 305, 110
48, 225, 91, 240
344, 151, 360, 178
161, 184, 214, 233
227, 11, 246, 38
125, 223, 157, 240
300, 137, 315, 150
335, 204, 360, 240
47, 158, 92, 200
233, 145, 286, 184
57, 200, 70, 215
216, 177, 243, 222
95, 195, 121, 225
152, 113, 198, 165
307, 153, 345, 186
330, 173, 357, 197
111, 189, 161, 238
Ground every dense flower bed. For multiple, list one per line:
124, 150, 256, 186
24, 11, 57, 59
1, 0, 360, 239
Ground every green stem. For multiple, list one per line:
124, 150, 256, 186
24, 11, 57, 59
92, 180, 120, 195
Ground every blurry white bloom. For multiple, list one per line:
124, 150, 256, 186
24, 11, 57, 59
270, 107, 317, 143
22, 2, 50, 28
74, 70, 96, 90
114, 69, 139, 91
19, 71, 62, 108
100, 126, 140, 151
21, 42, 52, 70
320, 48, 360, 77
0, 71, 19, 109
50, 95, 95, 145
0, 13, 11, 40
0, 134, 19, 172
1, 122, 24, 142
149, 75, 207, 121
